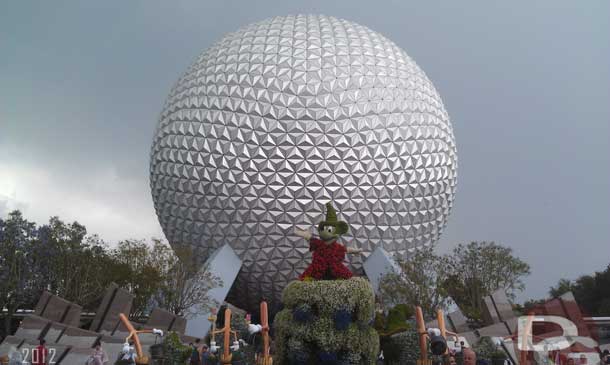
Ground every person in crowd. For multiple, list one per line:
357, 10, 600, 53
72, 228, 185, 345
32, 339, 48, 365
7, 346, 23, 365
580, 354, 588, 365
116, 340, 137, 365
601, 350, 610, 364
463, 347, 477, 365
376, 350, 384, 365
453, 341, 466, 365
476, 358, 489, 365
201, 344, 213, 365
88, 339, 108, 365
567, 357, 575, 365
190, 339, 201, 365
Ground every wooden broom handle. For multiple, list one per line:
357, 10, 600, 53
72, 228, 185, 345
223, 308, 232, 361
261, 301, 270, 363
416, 306, 428, 363
119, 313, 144, 361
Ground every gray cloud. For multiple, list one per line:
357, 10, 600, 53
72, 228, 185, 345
0, 143, 164, 242
1, 0, 608, 303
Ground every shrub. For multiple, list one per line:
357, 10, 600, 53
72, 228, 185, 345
473, 336, 497, 361
161, 331, 191, 365
491, 350, 507, 360
380, 328, 424, 365
374, 304, 412, 337
385, 305, 410, 333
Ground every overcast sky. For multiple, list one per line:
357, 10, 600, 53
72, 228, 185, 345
1, 1, 608, 303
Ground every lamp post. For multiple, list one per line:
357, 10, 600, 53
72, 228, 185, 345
208, 307, 218, 334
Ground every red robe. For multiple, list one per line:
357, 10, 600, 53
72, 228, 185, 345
32, 345, 48, 365
299, 238, 353, 280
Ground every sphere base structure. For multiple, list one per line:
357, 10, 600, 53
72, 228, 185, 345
184, 244, 242, 337
150, 14, 458, 315
273, 277, 379, 365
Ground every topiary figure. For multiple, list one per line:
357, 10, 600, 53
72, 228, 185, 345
295, 202, 363, 280
278, 203, 379, 363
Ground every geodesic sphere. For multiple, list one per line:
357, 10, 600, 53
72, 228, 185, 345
150, 14, 457, 314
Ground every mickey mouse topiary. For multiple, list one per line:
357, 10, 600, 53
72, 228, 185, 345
277, 203, 379, 364
295, 203, 363, 281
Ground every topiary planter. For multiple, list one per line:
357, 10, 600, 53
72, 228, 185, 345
274, 277, 379, 364
161, 332, 191, 365
491, 358, 506, 365
491, 351, 507, 365
149, 344, 164, 359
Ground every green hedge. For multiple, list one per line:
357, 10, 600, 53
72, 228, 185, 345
160, 331, 191, 365
381, 329, 423, 365
274, 277, 379, 364
473, 336, 498, 361
374, 304, 413, 337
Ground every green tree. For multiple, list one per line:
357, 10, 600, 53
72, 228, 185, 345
151, 241, 221, 318
516, 264, 610, 317
549, 278, 576, 298
550, 265, 610, 316
513, 298, 546, 315
110, 239, 163, 319
39, 218, 115, 310
442, 275, 486, 322
1, 210, 222, 334
0, 211, 40, 335
378, 244, 450, 319
441, 241, 530, 322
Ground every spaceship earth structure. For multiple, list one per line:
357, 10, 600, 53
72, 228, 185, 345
150, 14, 457, 313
